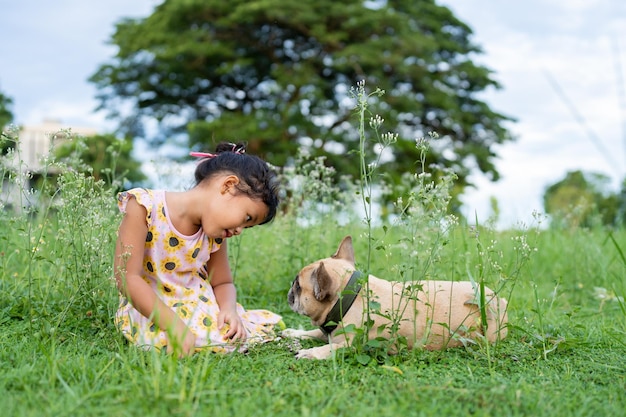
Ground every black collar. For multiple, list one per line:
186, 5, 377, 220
320, 270, 363, 335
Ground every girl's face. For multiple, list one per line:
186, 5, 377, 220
200, 175, 269, 240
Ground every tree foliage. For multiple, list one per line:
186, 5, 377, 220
54, 134, 145, 188
91, 0, 514, 205
0, 90, 13, 128
543, 170, 625, 228
0, 89, 14, 155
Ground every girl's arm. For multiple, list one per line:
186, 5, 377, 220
114, 197, 196, 356
207, 241, 247, 341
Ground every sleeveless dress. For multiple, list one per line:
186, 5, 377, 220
115, 188, 282, 353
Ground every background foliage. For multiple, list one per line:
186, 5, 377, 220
54, 133, 145, 188
90, 0, 515, 211
543, 170, 626, 228
0, 89, 14, 155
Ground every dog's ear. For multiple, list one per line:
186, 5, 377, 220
332, 235, 355, 264
312, 262, 333, 301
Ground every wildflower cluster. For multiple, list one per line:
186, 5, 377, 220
0, 128, 121, 332
280, 147, 352, 225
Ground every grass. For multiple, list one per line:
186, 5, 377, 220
2, 202, 625, 416
2, 84, 625, 416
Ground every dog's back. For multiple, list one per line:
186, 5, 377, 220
376, 278, 508, 349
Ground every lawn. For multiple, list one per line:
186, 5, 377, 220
1, 86, 624, 415
1, 193, 624, 416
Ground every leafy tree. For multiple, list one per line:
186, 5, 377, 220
0, 90, 12, 128
0, 89, 15, 155
543, 170, 623, 228
54, 133, 145, 188
91, 0, 514, 208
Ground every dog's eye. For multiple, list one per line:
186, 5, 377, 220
293, 276, 300, 291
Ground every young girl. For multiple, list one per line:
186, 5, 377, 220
113, 142, 282, 357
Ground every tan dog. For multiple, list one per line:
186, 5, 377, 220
283, 236, 508, 359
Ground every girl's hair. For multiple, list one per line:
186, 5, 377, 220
194, 142, 279, 225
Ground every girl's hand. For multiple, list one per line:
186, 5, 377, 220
207, 242, 247, 344
218, 308, 247, 342
167, 322, 197, 358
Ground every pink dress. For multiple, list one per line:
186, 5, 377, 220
115, 188, 282, 353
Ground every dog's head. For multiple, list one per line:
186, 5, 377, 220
287, 235, 357, 325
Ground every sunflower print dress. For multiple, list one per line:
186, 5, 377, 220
115, 188, 282, 353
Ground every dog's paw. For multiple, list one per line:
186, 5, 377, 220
280, 329, 317, 339
281, 328, 325, 340
281, 328, 308, 339
294, 346, 332, 360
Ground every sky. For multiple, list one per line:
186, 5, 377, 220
1, 0, 625, 228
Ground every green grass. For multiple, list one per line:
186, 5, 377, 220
2, 84, 625, 416
1, 205, 625, 416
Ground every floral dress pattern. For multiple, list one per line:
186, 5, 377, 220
115, 188, 282, 353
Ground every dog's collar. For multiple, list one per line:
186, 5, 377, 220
320, 270, 362, 335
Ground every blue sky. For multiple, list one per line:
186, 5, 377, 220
1, 0, 625, 228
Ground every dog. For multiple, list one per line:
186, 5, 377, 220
283, 236, 508, 359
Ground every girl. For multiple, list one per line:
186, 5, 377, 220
113, 142, 281, 357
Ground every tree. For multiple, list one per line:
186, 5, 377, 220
91, 0, 514, 207
543, 170, 623, 228
0, 89, 15, 155
54, 133, 145, 188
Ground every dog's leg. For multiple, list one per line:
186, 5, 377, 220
282, 328, 350, 359
283, 330, 351, 359
295, 343, 344, 360
281, 328, 326, 341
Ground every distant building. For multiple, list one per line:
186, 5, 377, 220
1, 119, 98, 210
8, 119, 98, 172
